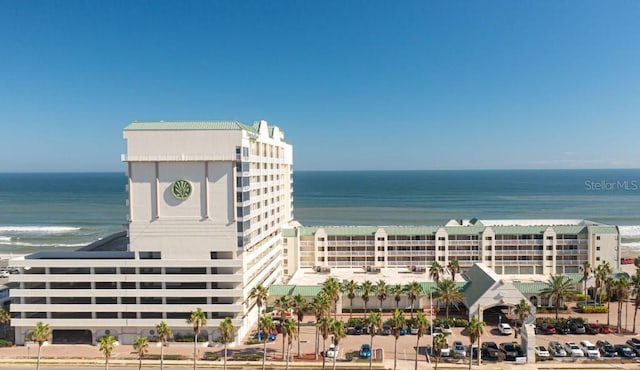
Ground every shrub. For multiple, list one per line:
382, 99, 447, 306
231, 353, 262, 361
174, 334, 208, 342
144, 354, 187, 360
0, 339, 13, 347
245, 338, 261, 345
574, 293, 589, 301
203, 352, 221, 361
580, 305, 608, 313
347, 318, 363, 327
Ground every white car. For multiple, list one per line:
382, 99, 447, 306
535, 346, 550, 358
498, 323, 512, 335
564, 342, 584, 357
453, 341, 466, 357
439, 323, 452, 334
0, 270, 9, 278
580, 340, 600, 358
325, 344, 338, 358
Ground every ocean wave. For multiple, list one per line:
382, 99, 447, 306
0, 240, 88, 248
0, 226, 80, 234
621, 242, 640, 250
619, 225, 640, 237
0, 236, 14, 242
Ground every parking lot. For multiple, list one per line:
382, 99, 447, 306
241, 310, 640, 366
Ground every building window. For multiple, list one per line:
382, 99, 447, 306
438, 237, 446, 241
596, 246, 600, 251
317, 237, 325, 242
596, 236, 601, 240
377, 237, 385, 241
377, 257, 385, 261
485, 236, 492, 241
596, 257, 601, 261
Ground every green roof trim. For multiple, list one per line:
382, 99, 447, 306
588, 225, 619, 234
124, 121, 257, 132
282, 228, 297, 237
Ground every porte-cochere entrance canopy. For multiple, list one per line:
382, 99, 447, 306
463, 263, 534, 321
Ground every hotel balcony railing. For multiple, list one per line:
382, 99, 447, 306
386, 240, 436, 246
495, 260, 543, 266
556, 239, 588, 245
327, 250, 374, 256
447, 250, 480, 256
495, 250, 544, 255
327, 241, 375, 247
447, 240, 480, 246
494, 240, 544, 246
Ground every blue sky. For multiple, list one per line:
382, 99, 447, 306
1, 1, 639, 172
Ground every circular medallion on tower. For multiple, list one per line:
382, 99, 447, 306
171, 179, 192, 200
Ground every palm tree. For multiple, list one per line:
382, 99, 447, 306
513, 299, 532, 339
342, 280, 360, 320
391, 284, 404, 309
156, 320, 172, 370
323, 277, 341, 319
218, 317, 236, 370
291, 294, 307, 357
429, 261, 444, 284
361, 280, 374, 320
616, 276, 631, 333
447, 259, 461, 282
406, 281, 423, 320
465, 316, 485, 370
390, 309, 406, 370
365, 311, 382, 370
282, 318, 297, 370
375, 280, 389, 311
29, 321, 51, 370
330, 319, 346, 370
633, 274, 640, 334
274, 295, 292, 360
605, 276, 616, 326
99, 335, 117, 370
413, 311, 429, 370
0, 309, 10, 339
250, 284, 269, 315
432, 332, 448, 370
540, 274, 576, 320
580, 261, 591, 296
133, 336, 149, 370
433, 279, 463, 318
250, 284, 269, 353
188, 307, 207, 370
311, 292, 330, 360
260, 314, 276, 370
317, 316, 333, 370
596, 261, 612, 303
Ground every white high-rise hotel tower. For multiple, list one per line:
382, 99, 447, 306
10, 120, 293, 344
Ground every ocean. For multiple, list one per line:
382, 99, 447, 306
1, 170, 640, 255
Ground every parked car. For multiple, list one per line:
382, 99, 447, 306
598, 325, 611, 334
498, 323, 512, 335
556, 324, 571, 334
409, 326, 419, 335
548, 341, 567, 357
453, 341, 466, 357
580, 340, 600, 358
584, 324, 599, 335
354, 324, 363, 335
399, 327, 408, 336
499, 342, 518, 359
439, 323, 452, 334
535, 346, 550, 359
381, 325, 391, 335
540, 323, 556, 335
596, 340, 617, 357
481, 342, 500, 361
564, 342, 584, 357
615, 344, 636, 358
325, 344, 338, 358
570, 322, 586, 334
626, 338, 640, 355
359, 344, 371, 359
252, 331, 276, 341
0, 270, 9, 278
